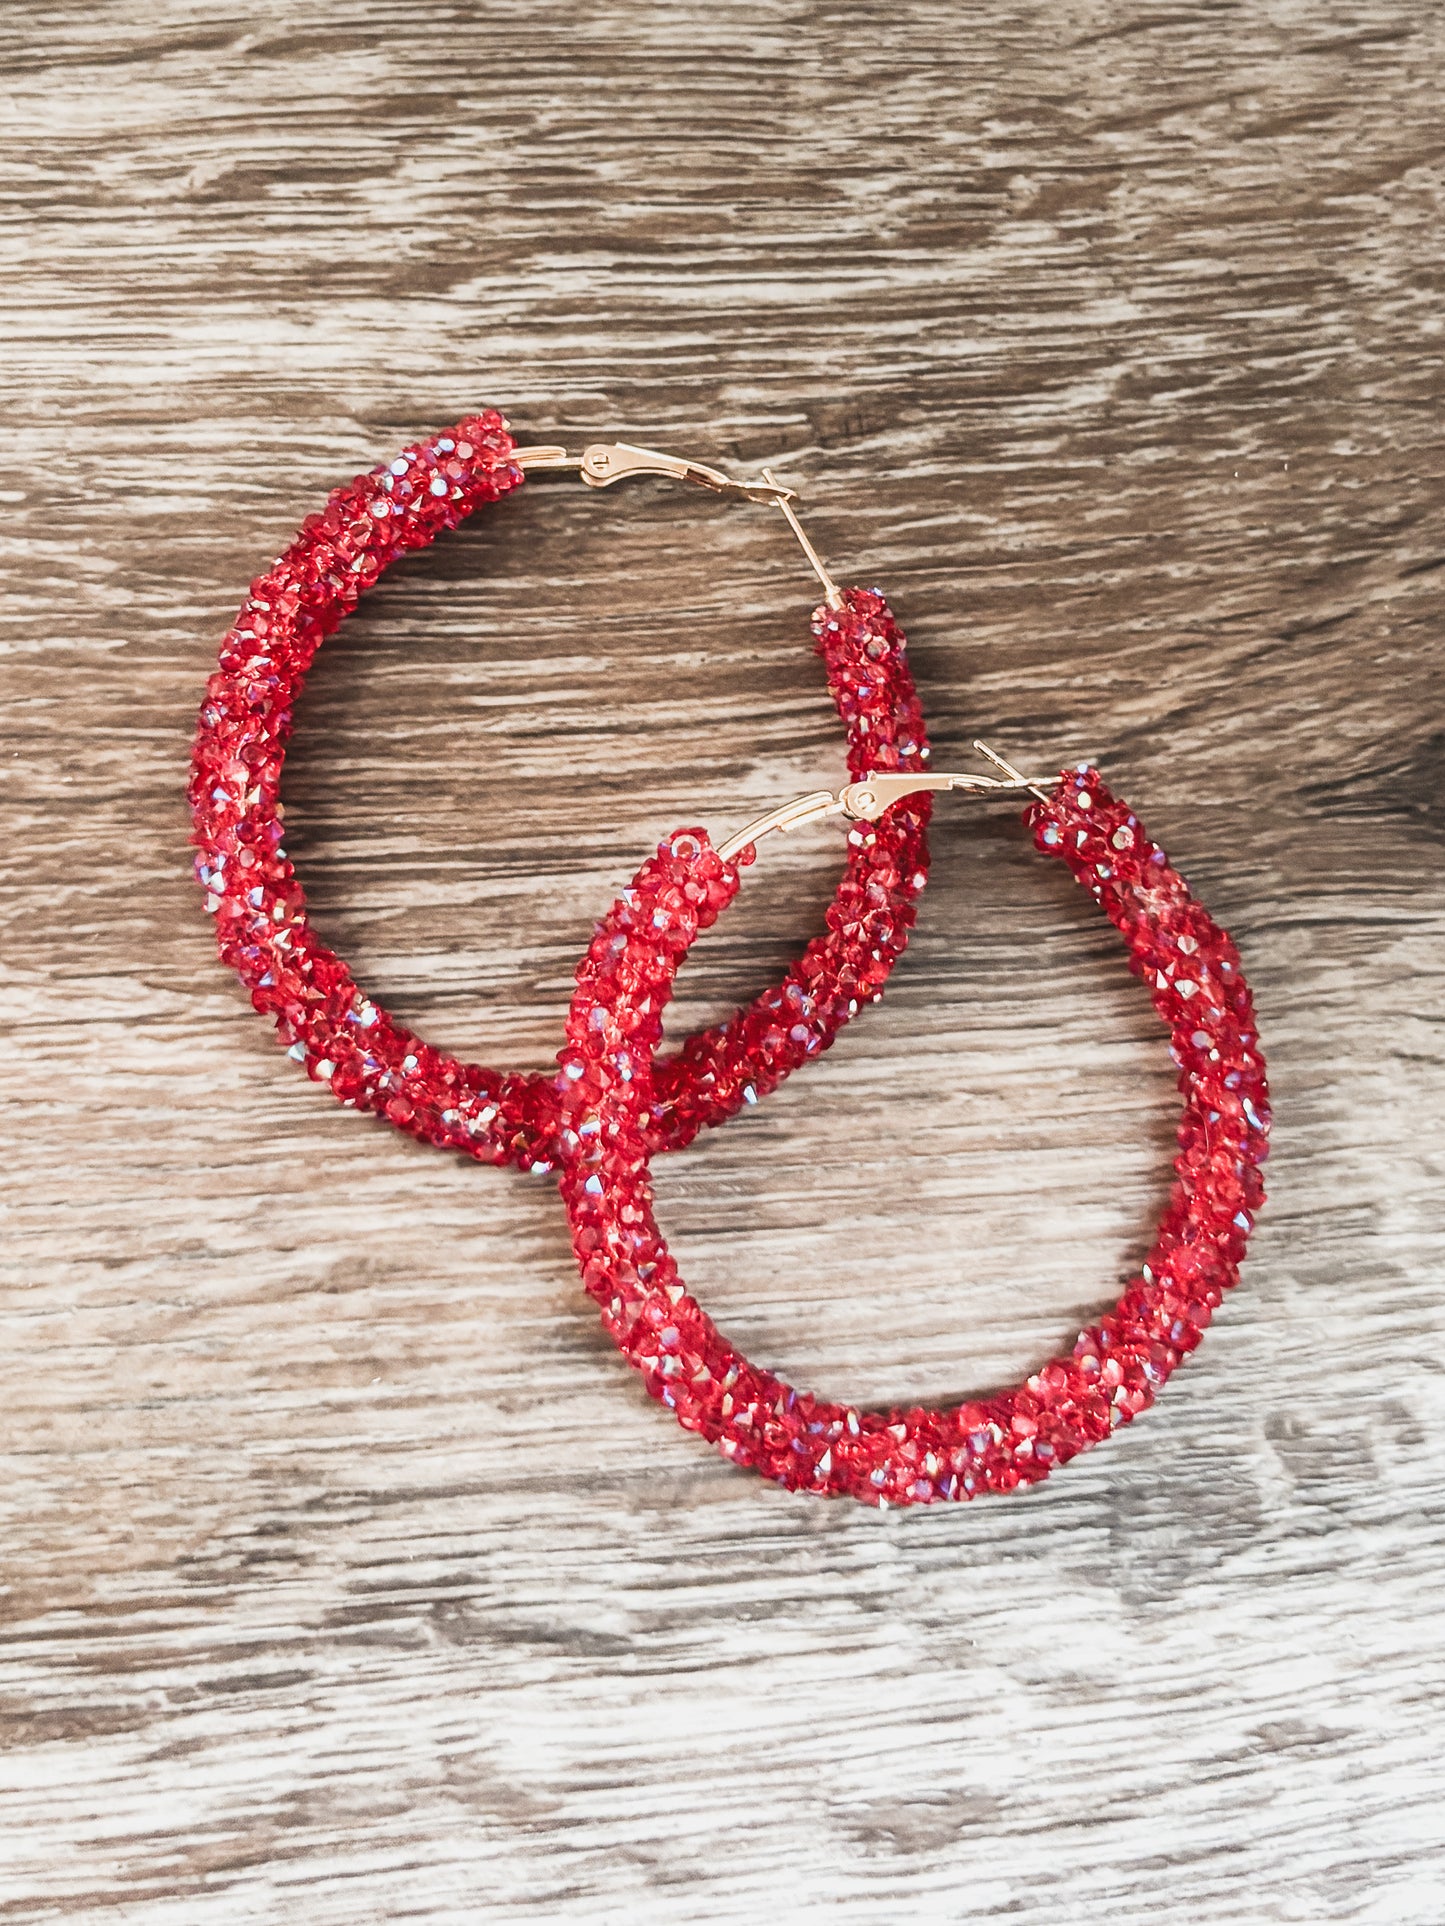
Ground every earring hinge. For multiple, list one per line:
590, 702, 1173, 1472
510, 438, 844, 608
714, 748, 1056, 865
513, 441, 797, 507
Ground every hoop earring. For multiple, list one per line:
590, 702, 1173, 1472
189, 411, 933, 1172
557, 753, 1270, 1506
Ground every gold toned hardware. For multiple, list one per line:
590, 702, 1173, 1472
509, 443, 573, 471
761, 466, 844, 610
513, 440, 794, 504
510, 438, 843, 607
581, 442, 797, 507
971, 738, 1052, 804
715, 750, 1056, 863
714, 790, 848, 863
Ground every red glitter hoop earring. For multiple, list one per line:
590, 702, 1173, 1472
556, 749, 1270, 1507
189, 412, 933, 1172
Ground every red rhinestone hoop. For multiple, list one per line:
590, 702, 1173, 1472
189, 412, 933, 1172
556, 764, 1270, 1507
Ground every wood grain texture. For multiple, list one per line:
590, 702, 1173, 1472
3, 1, 1444, 1919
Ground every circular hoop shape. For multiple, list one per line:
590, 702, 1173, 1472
189, 411, 932, 1172
556, 767, 1270, 1506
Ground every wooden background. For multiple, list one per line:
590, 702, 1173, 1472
3, 1, 1443, 1919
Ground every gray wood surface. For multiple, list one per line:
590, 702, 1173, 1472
3, 1, 1444, 1919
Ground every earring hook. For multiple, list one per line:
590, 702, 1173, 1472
759, 466, 843, 609
511, 439, 845, 608
971, 739, 1052, 804
714, 746, 1056, 863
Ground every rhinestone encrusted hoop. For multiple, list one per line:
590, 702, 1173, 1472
189, 412, 934, 1171
555, 766, 1270, 1506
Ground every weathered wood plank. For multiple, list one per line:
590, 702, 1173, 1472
2, 1, 1443, 1918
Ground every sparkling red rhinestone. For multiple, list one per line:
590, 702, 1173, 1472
555, 768, 1269, 1506
190, 416, 933, 1171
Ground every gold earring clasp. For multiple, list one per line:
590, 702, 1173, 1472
510, 438, 844, 608
714, 742, 1055, 863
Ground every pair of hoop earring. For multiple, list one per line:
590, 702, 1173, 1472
190, 410, 1270, 1508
